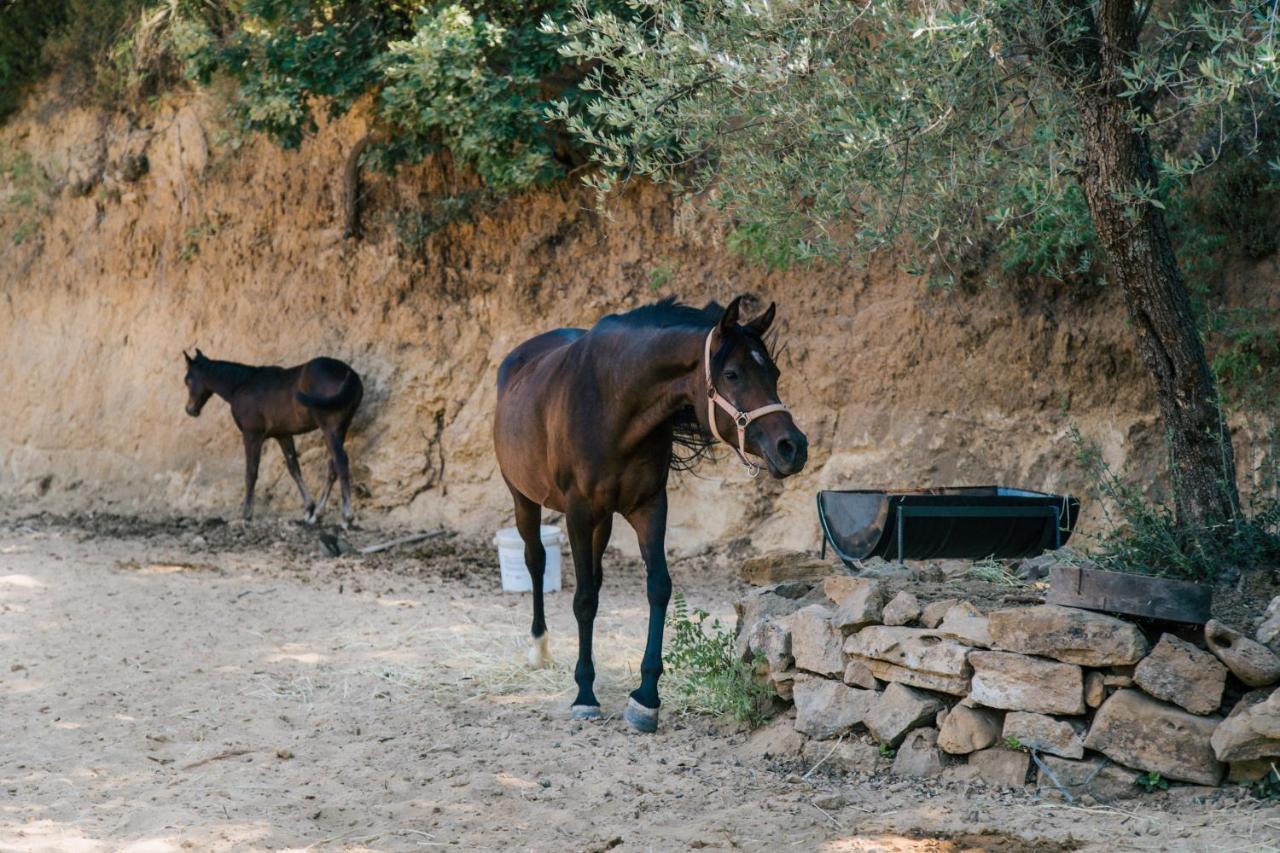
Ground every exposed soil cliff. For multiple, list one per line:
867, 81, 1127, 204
4, 86, 1273, 554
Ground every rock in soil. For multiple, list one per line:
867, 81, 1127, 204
1084, 689, 1224, 785
737, 714, 804, 761
1001, 711, 1085, 759
739, 551, 833, 585
801, 736, 884, 774
988, 605, 1149, 667
891, 727, 946, 777
824, 576, 885, 632
921, 598, 959, 629
937, 704, 1003, 755
883, 591, 922, 626
968, 651, 1085, 715
1256, 596, 1280, 655
792, 674, 876, 740
1133, 633, 1227, 716
1035, 754, 1143, 803
967, 747, 1031, 789
791, 605, 845, 677
936, 601, 992, 648
1205, 620, 1280, 688
864, 682, 946, 747
1210, 687, 1280, 762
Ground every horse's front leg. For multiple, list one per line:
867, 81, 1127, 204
566, 501, 602, 720
624, 493, 670, 733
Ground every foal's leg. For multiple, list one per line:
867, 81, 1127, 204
241, 432, 265, 522
320, 426, 354, 529
276, 436, 315, 521
311, 459, 338, 523
624, 493, 670, 733
507, 480, 549, 668
567, 501, 602, 720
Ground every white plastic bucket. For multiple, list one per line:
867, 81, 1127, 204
494, 525, 563, 593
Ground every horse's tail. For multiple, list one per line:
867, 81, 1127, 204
296, 370, 362, 410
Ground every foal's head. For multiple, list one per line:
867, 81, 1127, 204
182, 350, 213, 417
707, 297, 808, 478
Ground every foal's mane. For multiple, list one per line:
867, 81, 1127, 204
193, 354, 260, 392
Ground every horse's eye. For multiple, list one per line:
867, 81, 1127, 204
723, 370, 739, 382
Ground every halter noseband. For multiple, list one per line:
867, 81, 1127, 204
704, 327, 791, 478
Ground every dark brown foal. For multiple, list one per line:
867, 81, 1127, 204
182, 349, 364, 526
493, 297, 808, 733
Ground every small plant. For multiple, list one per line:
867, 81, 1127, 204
1003, 735, 1023, 751
878, 742, 896, 759
967, 558, 1024, 588
1135, 771, 1169, 793
648, 263, 671, 292
1249, 766, 1280, 800
662, 591, 773, 726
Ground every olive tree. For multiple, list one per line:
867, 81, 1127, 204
550, 0, 1280, 537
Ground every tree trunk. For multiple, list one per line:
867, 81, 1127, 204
1073, 0, 1240, 532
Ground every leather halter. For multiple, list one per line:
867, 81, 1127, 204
704, 328, 791, 478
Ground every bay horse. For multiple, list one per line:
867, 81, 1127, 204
182, 350, 364, 527
493, 296, 808, 733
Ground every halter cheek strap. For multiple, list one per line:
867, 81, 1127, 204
704, 328, 791, 478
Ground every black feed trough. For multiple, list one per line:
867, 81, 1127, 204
817, 486, 1081, 565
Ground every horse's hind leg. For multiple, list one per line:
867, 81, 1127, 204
311, 459, 337, 523
241, 432, 265, 522
276, 436, 315, 521
567, 501, 602, 720
623, 493, 670, 733
320, 426, 354, 529
507, 480, 549, 668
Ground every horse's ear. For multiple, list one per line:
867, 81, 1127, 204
195, 348, 205, 360
183, 350, 193, 364
718, 296, 745, 334
745, 301, 776, 336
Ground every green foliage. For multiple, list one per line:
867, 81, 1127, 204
1249, 766, 1280, 800
663, 591, 773, 726
878, 742, 896, 759
0, 0, 68, 119
1135, 771, 1169, 793
1072, 427, 1280, 581
0, 143, 52, 245
1003, 735, 1023, 751
554, 0, 1280, 280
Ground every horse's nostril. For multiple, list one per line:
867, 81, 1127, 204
777, 438, 796, 462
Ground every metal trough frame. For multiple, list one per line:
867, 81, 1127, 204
892, 503, 1061, 565
816, 487, 1079, 565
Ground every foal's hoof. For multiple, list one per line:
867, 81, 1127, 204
623, 697, 659, 734
570, 704, 603, 722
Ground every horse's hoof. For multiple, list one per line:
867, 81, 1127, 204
570, 704, 602, 722
623, 697, 659, 733
527, 634, 551, 669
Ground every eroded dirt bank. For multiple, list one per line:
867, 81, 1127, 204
2, 514, 1274, 852
3, 86, 1278, 553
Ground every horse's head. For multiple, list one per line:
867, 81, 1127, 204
183, 349, 213, 417
707, 297, 808, 478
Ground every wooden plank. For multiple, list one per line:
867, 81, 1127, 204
1046, 564, 1212, 624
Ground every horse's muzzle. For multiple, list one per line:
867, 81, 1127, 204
763, 429, 808, 478
185, 403, 201, 417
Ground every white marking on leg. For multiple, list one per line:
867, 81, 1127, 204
527, 632, 551, 668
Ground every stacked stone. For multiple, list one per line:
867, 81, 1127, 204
737, 574, 1280, 799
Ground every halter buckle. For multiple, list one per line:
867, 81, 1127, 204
734, 412, 750, 428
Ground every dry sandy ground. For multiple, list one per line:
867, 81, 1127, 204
1, 514, 1277, 853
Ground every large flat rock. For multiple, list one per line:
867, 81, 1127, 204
1210, 688, 1280, 762
1001, 711, 1085, 759
792, 674, 876, 740
863, 682, 945, 747
968, 650, 1085, 715
1205, 620, 1280, 688
1133, 633, 1226, 716
1083, 689, 1224, 785
988, 605, 1148, 666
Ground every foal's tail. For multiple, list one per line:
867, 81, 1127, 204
296, 370, 362, 410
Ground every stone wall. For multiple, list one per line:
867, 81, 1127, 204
736, 560, 1280, 799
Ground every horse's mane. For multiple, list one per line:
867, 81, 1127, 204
194, 355, 260, 392
603, 298, 726, 472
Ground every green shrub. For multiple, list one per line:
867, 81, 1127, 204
1072, 427, 1280, 582
663, 591, 773, 726
0, 0, 69, 119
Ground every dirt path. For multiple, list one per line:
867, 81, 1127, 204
0, 515, 1275, 852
